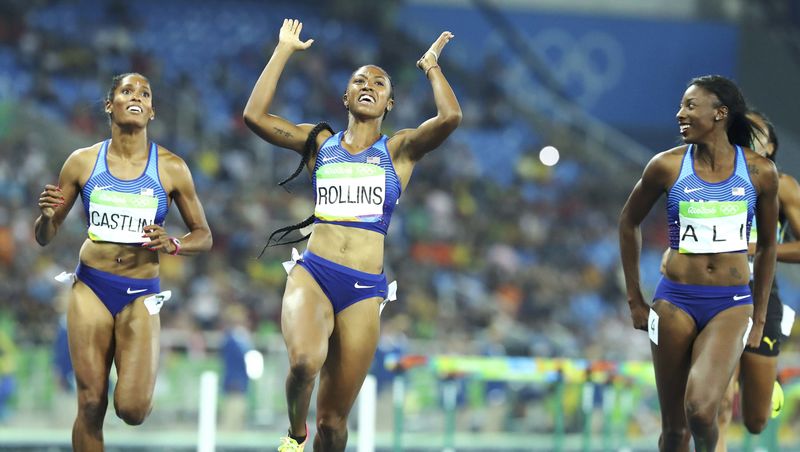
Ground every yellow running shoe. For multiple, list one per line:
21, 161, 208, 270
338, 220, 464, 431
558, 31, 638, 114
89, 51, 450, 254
277, 436, 305, 451
771, 380, 784, 419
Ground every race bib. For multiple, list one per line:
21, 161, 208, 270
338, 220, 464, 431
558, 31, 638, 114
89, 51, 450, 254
678, 201, 747, 254
314, 163, 385, 222
87, 188, 157, 243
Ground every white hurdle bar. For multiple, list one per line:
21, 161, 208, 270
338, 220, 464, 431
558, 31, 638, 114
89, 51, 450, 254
197, 370, 219, 452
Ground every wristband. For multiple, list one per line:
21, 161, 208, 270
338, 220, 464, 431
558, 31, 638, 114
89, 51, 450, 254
168, 237, 181, 256
425, 65, 440, 78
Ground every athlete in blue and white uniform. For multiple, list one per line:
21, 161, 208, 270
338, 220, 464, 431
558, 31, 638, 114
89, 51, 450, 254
619, 75, 779, 452
35, 73, 212, 451
716, 111, 798, 451
297, 131, 403, 314
244, 20, 461, 451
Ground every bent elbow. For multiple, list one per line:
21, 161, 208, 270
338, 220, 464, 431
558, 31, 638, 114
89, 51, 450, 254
242, 110, 258, 131
442, 110, 462, 131
200, 229, 213, 252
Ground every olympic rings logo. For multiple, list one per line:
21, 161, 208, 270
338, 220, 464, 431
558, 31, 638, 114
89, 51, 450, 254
720, 205, 740, 215
531, 28, 625, 107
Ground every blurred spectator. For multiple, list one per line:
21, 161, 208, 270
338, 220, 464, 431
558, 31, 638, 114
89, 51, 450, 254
53, 315, 74, 393
219, 303, 253, 430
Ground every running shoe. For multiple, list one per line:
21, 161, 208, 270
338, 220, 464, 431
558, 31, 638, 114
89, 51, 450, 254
771, 380, 784, 419
277, 436, 305, 452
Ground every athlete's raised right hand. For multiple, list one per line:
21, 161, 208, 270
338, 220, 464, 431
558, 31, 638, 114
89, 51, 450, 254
38, 184, 64, 218
278, 19, 314, 51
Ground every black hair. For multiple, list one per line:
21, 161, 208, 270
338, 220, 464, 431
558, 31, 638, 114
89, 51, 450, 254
747, 110, 779, 162
688, 75, 759, 148
257, 122, 334, 258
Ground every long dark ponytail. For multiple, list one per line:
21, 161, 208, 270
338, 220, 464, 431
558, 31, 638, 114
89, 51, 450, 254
688, 75, 760, 148
257, 122, 334, 258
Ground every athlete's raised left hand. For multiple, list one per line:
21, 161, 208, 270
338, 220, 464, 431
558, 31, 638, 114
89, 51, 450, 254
417, 31, 453, 75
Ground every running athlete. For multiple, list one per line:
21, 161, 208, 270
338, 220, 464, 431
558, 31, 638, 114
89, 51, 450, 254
619, 75, 779, 452
243, 19, 461, 452
715, 110, 797, 451
35, 73, 212, 451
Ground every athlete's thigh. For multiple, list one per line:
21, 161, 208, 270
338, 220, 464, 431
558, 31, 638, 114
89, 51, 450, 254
688, 304, 753, 404
738, 351, 777, 423
282, 265, 334, 360
113, 295, 160, 398
316, 297, 381, 417
651, 300, 697, 425
67, 281, 115, 393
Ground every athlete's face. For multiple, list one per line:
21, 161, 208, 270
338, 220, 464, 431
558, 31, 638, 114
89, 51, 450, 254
747, 113, 774, 158
343, 66, 393, 119
676, 84, 727, 144
105, 74, 154, 128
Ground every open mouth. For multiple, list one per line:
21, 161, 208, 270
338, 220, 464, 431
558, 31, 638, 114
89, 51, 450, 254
358, 93, 375, 104
127, 105, 143, 114
679, 124, 690, 134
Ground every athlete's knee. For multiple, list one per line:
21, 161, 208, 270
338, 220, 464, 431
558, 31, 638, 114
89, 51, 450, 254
659, 428, 690, 449
316, 413, 348, 444
685, 399, 716, 433
288, 354, 323, 382
114, 398, 152, 425
743, 413, 768, 434
77, 392, 109, 425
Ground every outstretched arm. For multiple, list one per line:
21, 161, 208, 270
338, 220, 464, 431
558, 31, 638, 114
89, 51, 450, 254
243, 19, 317, 154
389, 32, 462, 162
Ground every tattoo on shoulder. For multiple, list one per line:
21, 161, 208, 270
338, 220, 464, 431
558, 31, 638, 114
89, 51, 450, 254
748, 164, 760, 176
730, 267, 742, 279
273, 127, 292, 138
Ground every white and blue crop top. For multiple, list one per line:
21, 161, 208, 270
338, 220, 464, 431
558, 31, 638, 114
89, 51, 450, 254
80, 140, 169, 243
667, 144, 756, 253
312, 131, 402, 235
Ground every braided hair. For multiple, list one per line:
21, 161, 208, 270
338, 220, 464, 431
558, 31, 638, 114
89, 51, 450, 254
257, 122, 334, 257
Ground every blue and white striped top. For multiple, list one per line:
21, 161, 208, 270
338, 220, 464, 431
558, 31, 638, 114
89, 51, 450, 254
80, 139, 169, 231
312, 131, 402, 235
667, 144, 756, 250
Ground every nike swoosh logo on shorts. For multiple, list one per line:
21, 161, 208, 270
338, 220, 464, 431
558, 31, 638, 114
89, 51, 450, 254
684, 187, 702, 193
733, 294, 751, 301
127, 288, 147, 294
354, 282, 375, 289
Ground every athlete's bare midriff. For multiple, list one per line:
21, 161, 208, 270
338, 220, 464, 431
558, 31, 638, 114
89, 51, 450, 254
305, 223, 385, 274
78, 238, 160, 278
663, 249, 750, 286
